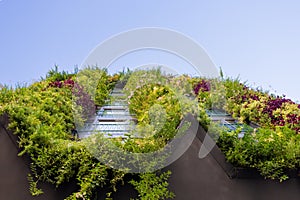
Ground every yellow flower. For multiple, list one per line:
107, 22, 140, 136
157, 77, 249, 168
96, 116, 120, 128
277, 131, 283, 138
265, 137, 274, 142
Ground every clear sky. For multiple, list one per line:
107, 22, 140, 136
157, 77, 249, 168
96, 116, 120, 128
1, 0, 300, 101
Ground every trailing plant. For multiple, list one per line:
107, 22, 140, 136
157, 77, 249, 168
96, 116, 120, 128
189, 75, 300, 180
219, 126, 300, 181
0, 66, 175, 199
129, 171, 175, 200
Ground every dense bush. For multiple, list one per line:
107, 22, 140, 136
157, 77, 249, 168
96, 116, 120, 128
0, 67, 174, 199
1, 65, 299, 200
199, 77, 300, 181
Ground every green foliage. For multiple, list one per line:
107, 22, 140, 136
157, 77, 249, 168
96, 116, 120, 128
28, 173, 43, 196
70, 162, 108, 200
75, 67, 111, 107
192, 77, 226, 110
4, 64, 298, 197
0, 85, 14, 109
129, 171, 175, 200
221, 126, 300, 181
195, 76, 300, 181
46, 65, 74, 82
123, 68, 168, 96
0, 66, 175, 199
126, 71, 180, 142
125, 69, 198, 144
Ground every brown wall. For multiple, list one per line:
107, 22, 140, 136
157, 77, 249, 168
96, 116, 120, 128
165, 126, 300, 200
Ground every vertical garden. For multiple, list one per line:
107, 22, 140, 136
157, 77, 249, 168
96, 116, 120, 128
0, 66, 299, 200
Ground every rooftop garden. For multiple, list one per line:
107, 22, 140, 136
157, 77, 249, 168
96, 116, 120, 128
0, 66, 299, 199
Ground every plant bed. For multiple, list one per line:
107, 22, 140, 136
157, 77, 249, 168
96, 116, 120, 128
0, 67, 177, 200
191, 75, 300, 181
1, 66, 299, 200
195, 123, 299, 179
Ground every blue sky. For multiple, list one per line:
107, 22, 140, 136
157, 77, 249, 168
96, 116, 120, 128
0, 0, 300, 101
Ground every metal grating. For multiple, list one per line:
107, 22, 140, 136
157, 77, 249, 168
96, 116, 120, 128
78, 87, 136, 138
206, 109, 255, 138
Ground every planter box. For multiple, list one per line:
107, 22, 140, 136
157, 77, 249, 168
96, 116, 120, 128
195, 123, 300, 179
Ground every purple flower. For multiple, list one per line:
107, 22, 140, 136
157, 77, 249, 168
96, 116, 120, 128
193, 79, 210, 95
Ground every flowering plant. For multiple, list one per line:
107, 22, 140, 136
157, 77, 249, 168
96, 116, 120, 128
0, 67, 175, 199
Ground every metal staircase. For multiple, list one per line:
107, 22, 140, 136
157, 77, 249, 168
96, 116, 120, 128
78, 85, 136, 138
206, 109, 259, 138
